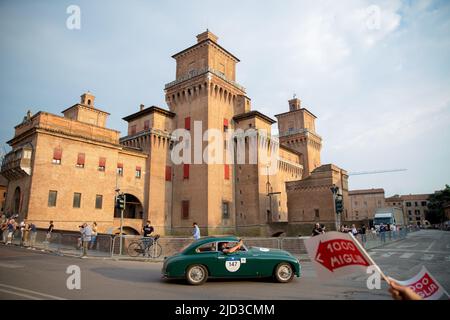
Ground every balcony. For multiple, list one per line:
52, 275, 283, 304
1, 146, 32, 180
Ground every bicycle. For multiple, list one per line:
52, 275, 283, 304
127, 235, 162, 258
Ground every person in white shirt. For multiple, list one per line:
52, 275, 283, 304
192, 222, 200, 240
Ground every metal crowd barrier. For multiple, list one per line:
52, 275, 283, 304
2, 227, 419, 259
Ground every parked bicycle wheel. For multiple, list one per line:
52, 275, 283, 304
128, 241, 144, 257
148, 242, 162, 258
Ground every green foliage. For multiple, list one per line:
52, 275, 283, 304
426, 185, 450, 224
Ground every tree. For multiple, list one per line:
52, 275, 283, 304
426, 185, 450, 224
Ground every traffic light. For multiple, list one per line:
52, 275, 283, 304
335, 195, 344, 214
116, 194, 125, 210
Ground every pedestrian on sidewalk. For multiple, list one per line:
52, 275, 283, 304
320, 224, 326, 233
90, 222, 98, 250
80, 222, 92, 258
192, 222, 201, 240
379, 223, 386, 243
45, 221, 54, 243
19, 219, 26, 246
351, 224, 358, 237
6, 218, 16, 245
29, 222, 37, 249
360, 224, 367, 243
23, 221, 30, 247
311, 223, 322, 236
1, 216, 8, 243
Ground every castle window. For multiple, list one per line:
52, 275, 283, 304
76, 153, 85, 168
87, 99, 91, 105
98, 157, 106, 171
73, 193, 81, 208
95, 195, 103, 209
315, 209, 320, 219
52, 148, 62, 164
135, 166, 142, 179
130, 125, 137, 135
223, 118, 229, 132
117, 163, 124, 176
48, 190, 57, 207
224, 164, 230, 180
165, 166, 172, 181
183, 164, 190, 179
144, 120, 150, 131
222, 202, 229, 219
182, 200, 189, 219
185, 117, 191, 130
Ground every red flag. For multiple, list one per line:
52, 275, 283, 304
315, 238, 370, 272
390, 266, 449, 300
305, 231, 373, 279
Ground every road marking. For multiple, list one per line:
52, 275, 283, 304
445, 256, 450, 262
425, 241, 436, 252
0, 262, 24, 269
397, 243, 418, 249
0, 283, 66, 300
371, 248, 449, 254
381, 252, 396, 258
421, 254, 434, 261
400, 252, 414, 259
0, 288, 42, 300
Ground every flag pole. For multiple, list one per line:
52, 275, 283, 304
349, 233, 391, 285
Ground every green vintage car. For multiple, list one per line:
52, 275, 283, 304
162, 236, 301, 285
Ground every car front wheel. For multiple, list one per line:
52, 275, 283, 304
186, 264, 208, 285
274, 263, 294, 283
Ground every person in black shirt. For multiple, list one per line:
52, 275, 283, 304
311, 223, 322, 236
142, 221, 154, 250
360, 224, 367, 243
46, 221, 54, 242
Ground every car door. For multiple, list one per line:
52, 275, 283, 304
214, 245, 256, 277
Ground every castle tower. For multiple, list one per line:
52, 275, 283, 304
164, 30, 247, 235
62, 91, 110, 127
275, 97, 322, 177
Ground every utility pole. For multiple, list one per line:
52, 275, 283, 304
330, 185, 341, 231
116, 190, 126, 255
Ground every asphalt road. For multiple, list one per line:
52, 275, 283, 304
0, 230, 448, 300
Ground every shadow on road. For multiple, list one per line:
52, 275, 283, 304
90, 267, 160, 283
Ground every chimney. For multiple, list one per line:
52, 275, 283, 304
140, 104, 145, 111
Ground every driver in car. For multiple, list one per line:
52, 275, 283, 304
220, 239, 244, 254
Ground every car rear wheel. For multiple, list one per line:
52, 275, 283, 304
186, 264, 208, 285
274, 262, 294, 283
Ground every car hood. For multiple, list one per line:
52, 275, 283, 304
247, 246, 293, 257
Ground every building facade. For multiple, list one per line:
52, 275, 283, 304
0, 175, 7, 216
385, 194, 431, 226
1, 31, 345, 236
348, 188, 385, 221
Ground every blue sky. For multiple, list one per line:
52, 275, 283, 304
0, 0, 449, 196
